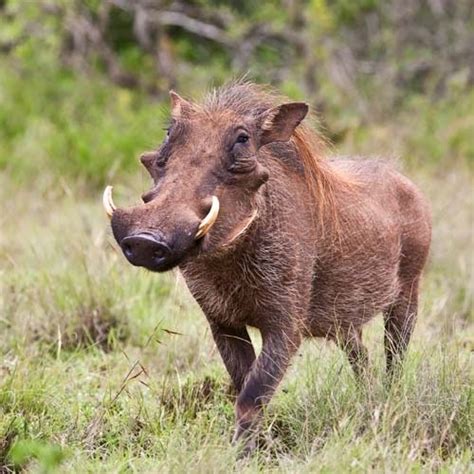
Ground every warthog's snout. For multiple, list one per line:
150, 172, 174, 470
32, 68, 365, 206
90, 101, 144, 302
104, 186, 221, 272
111, 210, 200, 272
120, 233, 171, 270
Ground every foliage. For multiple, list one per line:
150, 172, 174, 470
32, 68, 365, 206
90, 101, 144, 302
8, 439, 66, 473
0, 61, 165, 186
1, 0, 472, 185
0, 0, 472, 472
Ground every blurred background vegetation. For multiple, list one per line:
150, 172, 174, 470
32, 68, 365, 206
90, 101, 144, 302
1, 0, 472, 186
0, 1, 473, 471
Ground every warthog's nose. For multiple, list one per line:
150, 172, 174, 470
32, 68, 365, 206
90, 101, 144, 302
120, 233, 171, 268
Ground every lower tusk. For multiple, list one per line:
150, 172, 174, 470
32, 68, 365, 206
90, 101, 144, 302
102, 185, 116, 219
195, 196, 220, 240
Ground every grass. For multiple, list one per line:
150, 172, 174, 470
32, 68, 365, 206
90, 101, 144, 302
0, 163, 472, 472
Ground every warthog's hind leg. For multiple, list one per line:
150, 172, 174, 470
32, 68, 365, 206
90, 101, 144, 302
383, 277, 419, 377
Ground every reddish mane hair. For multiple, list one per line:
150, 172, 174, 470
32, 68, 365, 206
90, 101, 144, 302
291, 125, 356, 234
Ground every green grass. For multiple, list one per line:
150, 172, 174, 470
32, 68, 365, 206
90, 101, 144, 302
0, 164, 472, 472
0, 61, 167, 188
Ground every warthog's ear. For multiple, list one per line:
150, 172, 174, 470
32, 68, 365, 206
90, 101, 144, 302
258, 102, 309, 147
169, 90, 193, 119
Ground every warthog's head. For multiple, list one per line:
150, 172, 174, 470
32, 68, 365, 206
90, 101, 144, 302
104, 88, 308, 272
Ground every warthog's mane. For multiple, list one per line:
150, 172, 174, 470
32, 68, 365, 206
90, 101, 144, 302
202, 81, 355, 232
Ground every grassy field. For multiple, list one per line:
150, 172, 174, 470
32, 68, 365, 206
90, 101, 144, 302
1, 154, 472, 472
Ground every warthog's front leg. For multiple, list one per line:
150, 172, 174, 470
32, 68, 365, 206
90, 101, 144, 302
209, 321, 256, 393
232, 325, 301, 454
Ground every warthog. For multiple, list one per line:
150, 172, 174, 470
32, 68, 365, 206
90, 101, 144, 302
104, 81, 431, 452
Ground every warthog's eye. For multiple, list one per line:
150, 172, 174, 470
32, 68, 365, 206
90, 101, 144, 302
151, 146, 168, 169
235, 133, 249, 145
155, 127, 173, 168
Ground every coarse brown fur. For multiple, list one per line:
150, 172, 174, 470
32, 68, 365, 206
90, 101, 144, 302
110, 81, 432, 453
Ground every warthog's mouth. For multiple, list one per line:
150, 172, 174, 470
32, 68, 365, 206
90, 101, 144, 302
103, 185, 220, 241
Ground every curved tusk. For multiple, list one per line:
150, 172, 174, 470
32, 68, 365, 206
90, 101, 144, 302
195, 195, 220, 240
102, 185, 116, 219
